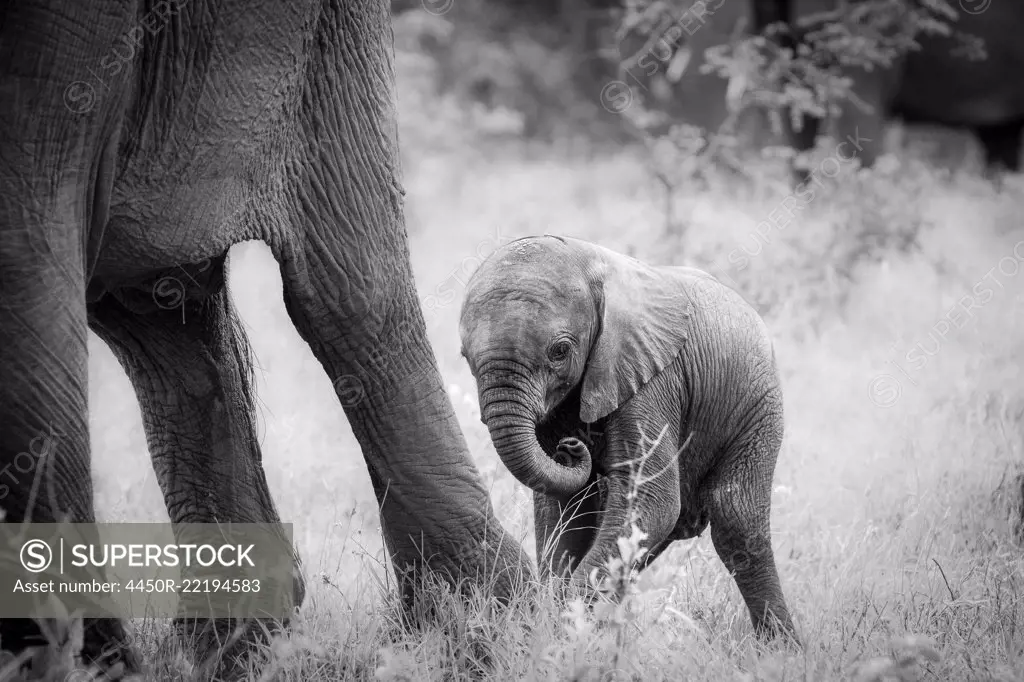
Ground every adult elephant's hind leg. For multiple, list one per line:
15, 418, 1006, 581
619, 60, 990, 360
702, 414, 798, 645
89, 265, 304, 676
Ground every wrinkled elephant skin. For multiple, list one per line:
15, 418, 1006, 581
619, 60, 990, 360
0, 0, 530, 677
459, 235, 798, 644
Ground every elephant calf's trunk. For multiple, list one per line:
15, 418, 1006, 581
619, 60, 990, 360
482, 399, 591, 498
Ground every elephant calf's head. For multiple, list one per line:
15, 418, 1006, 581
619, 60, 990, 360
458, 234, 693, 498
459, 236, 601, 498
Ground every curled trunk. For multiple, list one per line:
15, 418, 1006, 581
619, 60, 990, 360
481, 384, 591, 498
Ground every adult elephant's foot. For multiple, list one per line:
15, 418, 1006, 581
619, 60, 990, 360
478, 528, 535, 605
396, 523, 534, 616
0, 617, 140, 678
81, 618, 142, 676
174, 617, 282, 681
168, 576, 303, 679
173, 562, 305, 679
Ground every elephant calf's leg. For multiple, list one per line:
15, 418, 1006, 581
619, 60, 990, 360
89, 279, 304, 672
702, 433, 797, 644
534, 481, 604, 582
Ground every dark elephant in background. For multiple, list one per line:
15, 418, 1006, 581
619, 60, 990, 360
0, 0, 530, 676
459, 236, 798, 643
619, 0, 1024, 172
749, 0, 1024, 173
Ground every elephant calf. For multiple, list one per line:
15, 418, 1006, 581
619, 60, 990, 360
458, 235, 797, 642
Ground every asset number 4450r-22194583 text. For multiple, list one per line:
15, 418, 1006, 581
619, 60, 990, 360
124, 578, 261, 593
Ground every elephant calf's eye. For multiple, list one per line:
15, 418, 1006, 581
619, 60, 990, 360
547, 340, 572, 363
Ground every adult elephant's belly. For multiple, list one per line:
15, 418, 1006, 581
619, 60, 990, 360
89, 1, 310, 291
87, 156, 284, 311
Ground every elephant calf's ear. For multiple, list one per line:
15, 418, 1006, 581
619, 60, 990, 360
579, 249, 693, 423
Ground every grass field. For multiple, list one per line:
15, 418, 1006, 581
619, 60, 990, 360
53, 51, 1024, 681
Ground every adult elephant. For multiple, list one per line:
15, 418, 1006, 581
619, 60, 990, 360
0, 0, 530, 677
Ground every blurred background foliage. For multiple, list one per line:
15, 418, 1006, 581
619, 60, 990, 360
388, 0, 1006, 289
389, 0, 978, 157
391, 0, 626, 146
